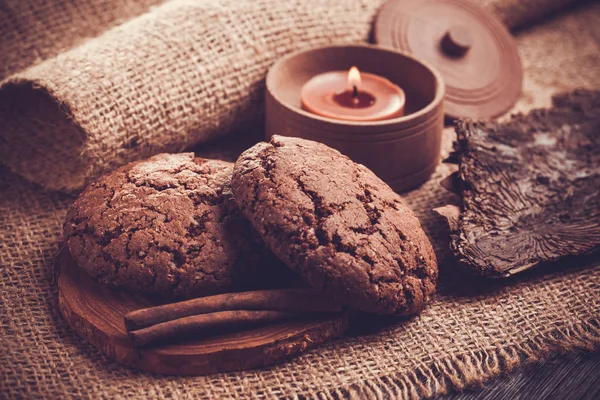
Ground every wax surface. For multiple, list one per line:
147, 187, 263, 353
300, 71, 405, 121
332, 90, 376, 109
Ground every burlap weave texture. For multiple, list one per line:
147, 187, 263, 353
0, 0, 165, 81
1, 0, 599, 399
0, 0, 383, 190
0, 0, 586, 191
479, 0, 582, 28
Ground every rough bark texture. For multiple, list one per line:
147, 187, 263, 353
448, 89, 600, 277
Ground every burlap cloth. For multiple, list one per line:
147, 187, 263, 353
1, 0, 599, 398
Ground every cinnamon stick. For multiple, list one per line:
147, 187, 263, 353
129, 310, 297, 348
124, 289, 342, 331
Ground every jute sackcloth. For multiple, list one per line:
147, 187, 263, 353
1, 0, 600, 398
0, 0, 589, 191
0, 0, 166, 82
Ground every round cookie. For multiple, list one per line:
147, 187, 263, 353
231, 136, 438, 315
64, 153, 267, 299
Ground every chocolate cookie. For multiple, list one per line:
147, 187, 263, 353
231, 136, 437, 315
64, 153, 267, 298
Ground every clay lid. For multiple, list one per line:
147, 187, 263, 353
374, 0, 523, 119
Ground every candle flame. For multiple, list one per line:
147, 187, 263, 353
348, 66, 361, 90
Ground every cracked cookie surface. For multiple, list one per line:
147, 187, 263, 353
64, 153, 265, 298
231, 136, 438, 315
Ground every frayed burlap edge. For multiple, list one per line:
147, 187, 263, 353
302, 318, 600, 400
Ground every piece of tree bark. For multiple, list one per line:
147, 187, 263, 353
440, 89, 600, 277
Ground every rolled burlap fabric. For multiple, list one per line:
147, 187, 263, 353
0, 0, 164, 81
0, 0, 380, 191
0, 0, 585, 191
480, 0, 582, 29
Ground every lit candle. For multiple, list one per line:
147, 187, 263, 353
301, 66, 405, 122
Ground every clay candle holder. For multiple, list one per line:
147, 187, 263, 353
265, 44, 445, 192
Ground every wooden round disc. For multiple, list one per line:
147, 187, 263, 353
375, 0, 522, 119
56, 248, 349, 376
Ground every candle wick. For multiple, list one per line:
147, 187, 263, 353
352, 85, 358, 98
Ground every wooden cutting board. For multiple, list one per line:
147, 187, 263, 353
56, 248, 349, 375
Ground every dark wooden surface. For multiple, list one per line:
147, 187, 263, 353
437, 351, 600, 399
